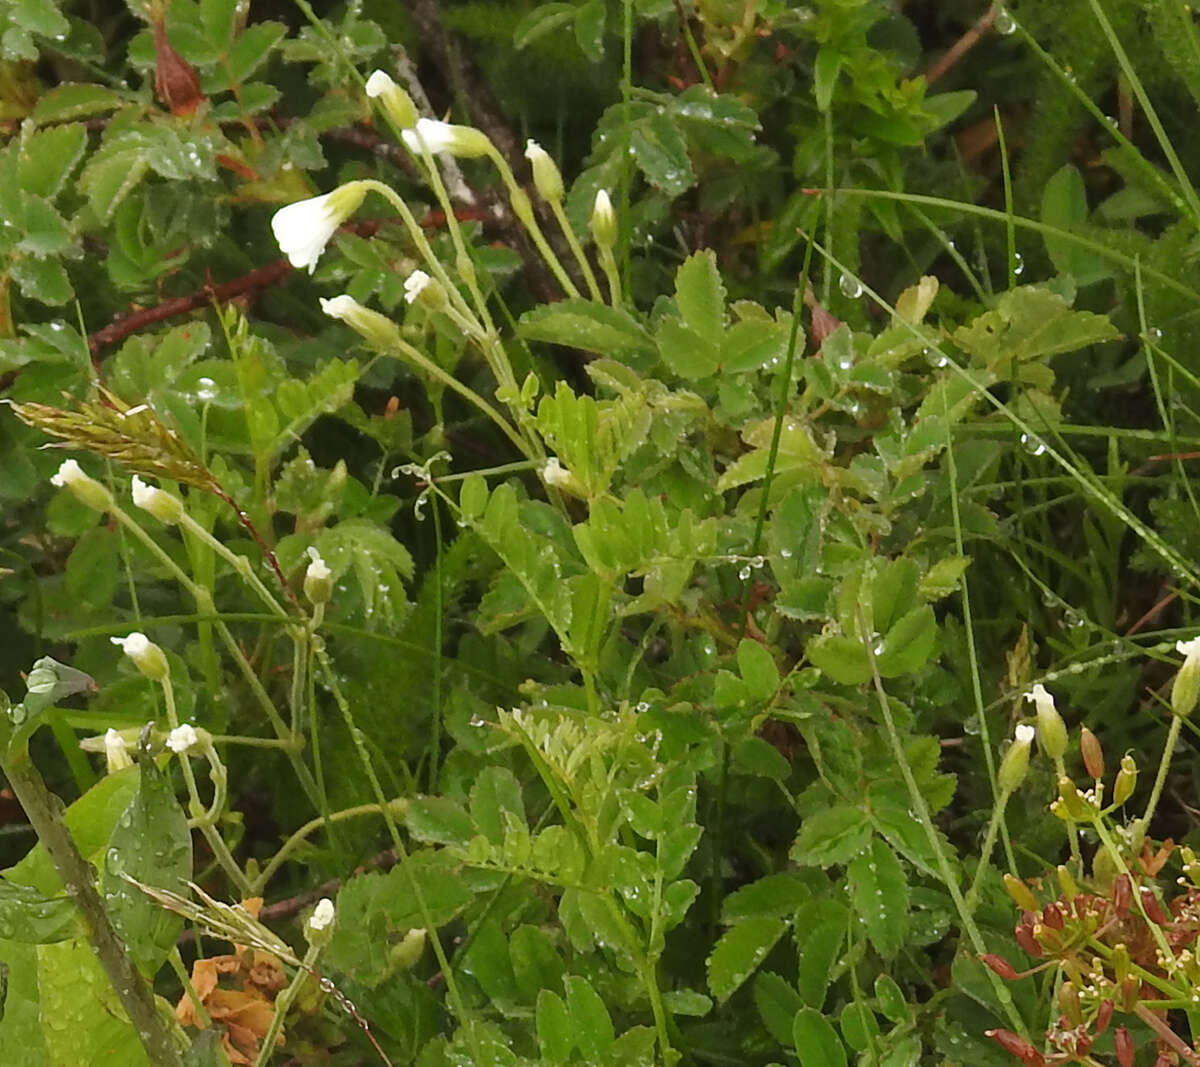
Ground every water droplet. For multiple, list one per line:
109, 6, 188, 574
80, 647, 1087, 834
195, 376, 217, 401
1020, 432, 1046, 456
751, 555, 765, 569
636, 701, 650, 712
780, 548, 793, 559
838, 273, 863, 298
1146, 326, 1163, 343
1011, 251, 1024, 276
319, 976, 336, 992
837, 356, 853, 370
738, 565, 752, 580
995, 7, 1017, 34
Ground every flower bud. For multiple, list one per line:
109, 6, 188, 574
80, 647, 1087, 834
1053, 776, 1095, 821
305, 897, 335, 947
541, 456, 585, 498
271, 181, 367, 273
131, 475, 184, 524
166, 723, 199, 754
50, 458, 113, 512
1114, 1027, 1133, 1067
986, 1029, 1047, 1067
1079, 726, 1104, 778
304, 547, 333, 606
402, 270, 450, 312
364, 69, 418, 129
998, 723, 1035, 793
401, 117, 492, 158
524, 140, 564, 203
1023, 683, 1067, 760
1002, 873, 1038, 912
319, 294, 402, 350
110, 632, 169, 682
590, 188, 617, 250
1055, 864, 1078, 901
1112, 753, 1137, 806
1058, 981, 1082, 1025
1172, 637, 1200, 719
981, 953, 1020, 980
104, 728, 133, 773
388, 927, 426, 971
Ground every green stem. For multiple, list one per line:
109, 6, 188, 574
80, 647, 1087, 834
966, 789, 1010, 912
1053, 754, 1083, 872
548, 198, 602, 300
178, 512, 289, 620
597, 245, 623, 307
254, 940, 322, 1067
1141, 713, 1182, 834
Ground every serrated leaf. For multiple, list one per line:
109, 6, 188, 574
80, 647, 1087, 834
573, 0, 605, 60
790, 805, 870, 867
707, 917, 787, 1002
518, 299, 653, 356
77, 142, 151, 221
536, 989, 573, 1062
675, 250, 725, 342
657, 317, 719, 380
510, 925, 564, 1004
32, 84, 128, 124
736, 638, 779, 701
225, 21, 285, 84
565, 975, 614, 1059
722, 873, 811, 923
754, 971, 802, 1046
470, 767, 525, 847
920, 555, 971, 600
793, 1007, 847, 1067
795, 898, 848, 1008
806, 633, 871, 685
1041, 164, 1112, 285
631, 111, 694, 196
17, 124, 87, 198
847, 837, 909, 958
405, 795, 476, 847
874, 605, 937, 678
10, 256, 71, 305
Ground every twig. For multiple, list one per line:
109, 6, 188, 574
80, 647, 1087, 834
924, 3, 1000, 86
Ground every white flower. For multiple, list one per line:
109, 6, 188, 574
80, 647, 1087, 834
111, 631, 169, 681
104, 728, 133, 773
166, 724, 198, 753
364, 69, 395, 98
401, 117, 492, 158
304, 546, 333, 606
541, 457, 571, 488
50, 458, 113, 511
166, 723, 199, 754
1174, 636, 1200, 718
1014, 723, 1035, 745
309, 897, 335, 932
319, 295, 360, 321
524, 139, 563, 202
404, 270, 432, 305
1176, 637, 1200, 663
271, 183, 366, 273
131, 475, 183, 524
1024, 682, 1066, 760
305, 546, 331, 583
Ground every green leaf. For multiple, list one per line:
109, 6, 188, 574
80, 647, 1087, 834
37, 939, 150, 1066
10, 256, 71, 306
753, 971, 803, 1046
32, 84, 128, 125
183, 1029, 232, 1067
919, 556, 971, 601
793, 1007, 847, 1067
463, 919, 520, 1006
731, 736, 790, 780
17, 124, 87, 198
0, 938, 47, 1064
923, 89, 976, 130
847, 838, 909, 958
316, 517, 413, 626
795, 898, 848, 1008
565, 975, 615, 1059
631, 111, 694, 196
513, 2, 575, 48
721, 318, 790, 373
657, 317, 719, 380
469, 767, 525, 847
706, 917, 787, 1002
1041, 164, 1112, 285
509, 925, 565, 1003
722, 873, 811, 923
64, 526, 118, 611
790, 805, 870, 867
224, 21, 285, 85
573, 0, 605, 60
675, 250, 725, 343
806, 634, 871, 686
874, 605, 937, 678
77, 140, 151, 221
873, 973, 910, 1023
405, 796, 476, 847
519, 299, 653, 357
102, 754, 191, 975
871, 558, 918, 634
536, 989, 573, 1062
839, 1001, 880, 1051
0, 880, 81, 944
813, 47, 842, 111
661, 989, 711, 1016
736, 638, 779, 701
459, 473, 488, 522
8, 0, 67, 41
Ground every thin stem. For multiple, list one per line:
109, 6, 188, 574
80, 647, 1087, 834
598, 244, 623, 307
177, 512, 289, 619
1142, 713, 1182, 833
548, 198, 602, 300
1053, 753, 1083, 872
966, 789, 1010, 912
255, 940, 322, 1067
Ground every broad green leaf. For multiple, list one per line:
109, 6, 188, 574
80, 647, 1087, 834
920, 555, 971, 600
871, 558, 918, 634
793, 1007, 847, 1067
754, 971, 802, 1046
731, 736, 790, 780
64, 526, 118, 611
10, 256, 71, 306
1041, 164, 1112, 285
513, 2, 575, 48
565, 975, 615, 1059
0, 938, 47, 1064
183, 1029, 232, 1066
405, 796, 476, 847
77, 138, 152, 221
224, 22, 285, 85
840, 1001, 880, 1051
657, 317, 719, 380
874, 605, 937, 678
33, 84, 128, 125
536, 989, 573, 1062
17, 124, 87, 198
722, 873, 811, 923
661, 989, 711, 1016
102, 754, 191, 975
469, 767, 525, 847
795, 898, 848, 1008
462, 919, 520, 1006
573, 0, 605, 60
0, 880, 80, 944
315, 517, 413, 626
814, 47, 842, 111
847, 838, 909, 958
631, 111, 694, 196
706, 917, 787, 1002
459, 472, 488, 522
873, 973, 910, 1024
806, 633, 871, 686
737, 638, 780, 701
675, 250, 725, 343
721, 318, 790, 373
518, 300, 653, 357
923, 89, 976, 130
37, 939, 151, 1067
509, 925, 564, 1004
790, 805, 870, 867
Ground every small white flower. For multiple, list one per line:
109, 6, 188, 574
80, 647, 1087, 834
305, 546, 331, 583
304, 547, 333, 606
111, 631, 151, 658
319, 295, 360, 321
1014, 723, 1036, 745
166, 723, 199, 754
131, 475, 183, 524
401, 117, 492, 158
309, 897, 335, 931
365, 69, 395, 98
1024, 682, 1066, 760
1177, 637, 1200, 663
50, 458, 85, 488
404, 270, 432, 305
541, 457, 571, 488
104, 728, 133, 773
1023, 683, 1052, 713
111, 631, 169, 682
271, 183, 365, 273
524, 139, 563, 202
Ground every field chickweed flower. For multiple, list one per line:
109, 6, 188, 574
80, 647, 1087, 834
111, 631, 170, 681
319, 294, 401, 349
131, 475, 184, 524
525, 139, 564, 202
590, 189, 616, 249
166, 723, 199, 754
364, 68, 417, 128
271, 183, 366, 273
50, 458, 113, 512
1173, 636, 1200, 718
104, 728, 133, 773
1023, 682, 1067, 760
999, 722, 1036, 793
304, 547, 333, 606
401, 117, 492, 158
